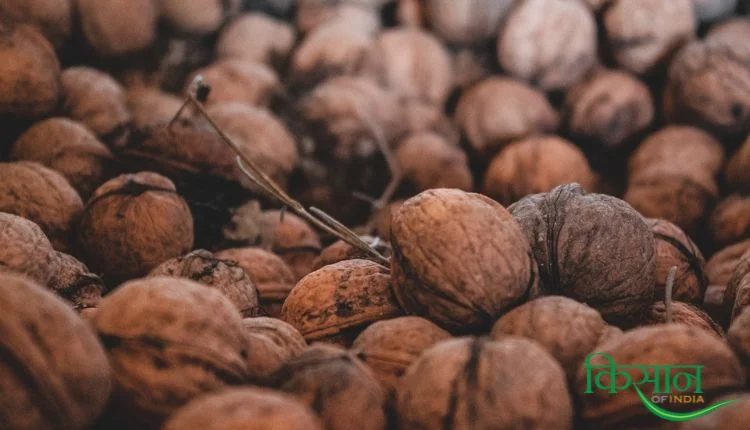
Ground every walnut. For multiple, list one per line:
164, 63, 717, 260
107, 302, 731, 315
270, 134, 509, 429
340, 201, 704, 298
482, 135, 595, 206
603, 0, 695, 75
78, 172, 194, 281
396, 132, 473, 193
49, 251, 105, 311
76, 0, 158, 57
648, 218, 707, 304
187, 60, 280, 108
397, 337, 573, 429
706, 240, 750, 287
423, 0, 515, 45
281, 259, 402, 346
242, 317, 307, 384
295, 1, 380, 35
290, 22, 373, 80
693, 0, 738, 23
391, 189, 537, 333
351, 316, 451, 394
125, 87, 185, 128
728, 308, 750, 372
242, 317, 307, 356
710, 195, 750, 247
163, 388, 323, 430
149, 249, 260, 317
215, 13, 296, 67
726, 134, 750, 193
11, 118, 113, 198
0, 212, 60, 285
375, 200, 404, 241
576, 325, 745, 428
311, 237, 392, 271
644, 301, 724, 338
628, 126, 725, 178
498, 0, 597, 90
510, 183, 656, 327
0, 272, 111, 430
0, 0, 71, 48
0, 22, 60, 119
215, 248, 296, 317
724, 254, 750, 323
681, 393, 750, 430
564, 69, 654, 149
0, 161, 83, 252
92, 277, 249, 429
454, 77, 559, 155
491, 296, 613, 380
401, 101, 460, 142
157, 0, 239, 35
706, 17, 750, 44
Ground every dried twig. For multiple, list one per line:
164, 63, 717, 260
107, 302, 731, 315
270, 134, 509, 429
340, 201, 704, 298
666, 266, 677, 324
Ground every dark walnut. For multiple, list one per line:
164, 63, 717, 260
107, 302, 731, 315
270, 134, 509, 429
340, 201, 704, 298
395, 132, 473, 194
187, 60, 280, 108
0, 0, 72, 49
0, 161, 83, 252
163, 388, 323, 430
49, 251, 105, 311
604, 0, 695, 75
728, 308, 750, 372
281, 259, 403, 346
681, 393, 750, 430
11, 118, 114, 199
215, 248, 297, 317
271, 343, 387, 430
0, 22, 60, 118
628, 126, 725, 178
509, 184, 656, 327
721, 249, 750, 324
704, 285, 728, 325
454, 77, 559, 156
726, 134, 750, 194
241, 317, 307, 384
78, 172, 194, 281
76, 0, 158, 57
391, 189, 538, 333
483, 135, 595, 207
0, 213, 60, 285
498, 0, 597, 90
311, 237, 392, 271
0, 272, 111, 430
92, 277, 249, 429
710, 195, 750, 247
644, 301, 724, 338
576, 325, 745, 429
397, 337, 573, 430
564, 69, 654, 149
149, 249, 260, 318
159, 0, 239, 35
648, 218, 707, 304
351, 316, 451, 394
491, 296, 613, 380
215, 13, 297, 67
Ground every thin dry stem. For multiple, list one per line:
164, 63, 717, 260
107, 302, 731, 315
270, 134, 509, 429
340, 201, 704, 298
666, 266, 677, 324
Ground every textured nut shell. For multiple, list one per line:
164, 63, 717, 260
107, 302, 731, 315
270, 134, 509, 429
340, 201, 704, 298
311, 238, 391, 272
681, 393, 750, 430
391, 189, 537, 333
188, 60, 279, 108
12, 118, 113, 198
648, 218, 707, 304
645, 302, 724, 338
216, 13, 296, 66
564, 69, 654, 149
710, 195, 750, 247
241, 317, 307, 356
0, 23, 60, 118
706, 240, 750, 287
93, 277, 249, 428
0, 213, 59, 285
158, 0, 238, 35
242, 317, 307, 383
0, 0, 71, 48
376, 200, 403, 241
163, 388, 323, 430
281, 259, 402, 344
454, 77, 559, 155
76, 0, 158, 57
149, 249, 260, 317
291, 22, 372, 76
397, 337, 573, 430
424, 0, 515, 44
604, 0, 695, 74
576, 325, 745, 428
296, 1, 380, 36
61, 67, 132, 139
78, 172, 194, 280
0, 162, 83, 252
396, 132, 473, 193
628, 126, 725, 177
483, 135, 595, 206
728, 308, 750, 369
0, 272, 111, 430
49, 251, 104, 310
706, 17, 750, 45
352, 316, 451, 393
273, 343, 386, 430
491, 296, 611, 379
510, 184, 656, 327
499, 0, 597, 90
126, 87, 185, 128
726, 134, 750, 193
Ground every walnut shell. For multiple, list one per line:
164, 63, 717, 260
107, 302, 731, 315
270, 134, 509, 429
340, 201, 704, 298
76, 0, 158, 57
163, 388, 323, 430
92, 276, 249, 429
215, 248, 296, 317
216, 13, 296, 67
510, 183, 656, 327
693, 0, 738, 23
401, 101, 459, 142
0, 272, 111, 430
351, 316, 451, 394
0, 213, 60, 285
281, 259, 402, 346
295, 1, 380, 35
396, 132, 473, 193
706, 240, 750, 288
242, 317, 307, 384
311, 237, 392, 271
491, 296, 612, 380
706, 17, 750, 45
728, 308, 750, 371
710, 195, 750, 247
726, 134, 750, 193
125, 87, 185, 128
423, 0, 515, 45
157, 0, 239, 35
604, 0, 695, 75
644, 301, 724, 338
628, 126, 725, 178
482, 135, 595, 206
11, 118, 113, 198
49, 251, 104, 311
149, 249, 260, 317
564, 69, 654, 149
375, 200, 404, 241
397, 337, 573, 430
0, 161, 83, 252
681, 393, 750, 430
576, 325, 745, 428
704, 284, 728, 324
291, 22, 373, 79
0, 23, 61, 118
242, 317, 307, 356
391, 188, 537, 333
454, 77, 559, 155
78, 172, 194, 281
725, 263, 750, 323
187, 60, 280, 108
648, 218, 707, 304
0, 0, 71, 48
498, 0, 597, 90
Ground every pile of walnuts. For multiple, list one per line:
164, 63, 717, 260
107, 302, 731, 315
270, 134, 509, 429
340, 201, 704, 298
4, 1, 750, 429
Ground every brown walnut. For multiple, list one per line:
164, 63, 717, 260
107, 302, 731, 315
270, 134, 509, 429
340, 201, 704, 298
693, 0, 738, 23
0, 213, 60, 285
311, 237, 392, 272
423, 0, 515, 45
726, 134, 750, 193
396, 132, 473, 193
706, 240, 750, 288
241, 317, 307, 384
648, 218, 707, 304
187, 60, 280, 108
0, 0, 71, 49
216, 13, 297, 67
681, 393, 750, 430
728, 308, 750, 372
644, 301, 724, 338
76, 0, 158, 57
49, 251, 105, 311
291, 22, 373, 80
157, 0, 239, 35
125, 87, 186, 128
710, 195, 750, 247
628, 126, 725, 178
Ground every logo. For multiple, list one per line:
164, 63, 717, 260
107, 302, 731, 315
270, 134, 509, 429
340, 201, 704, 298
583, 352, 736, 422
